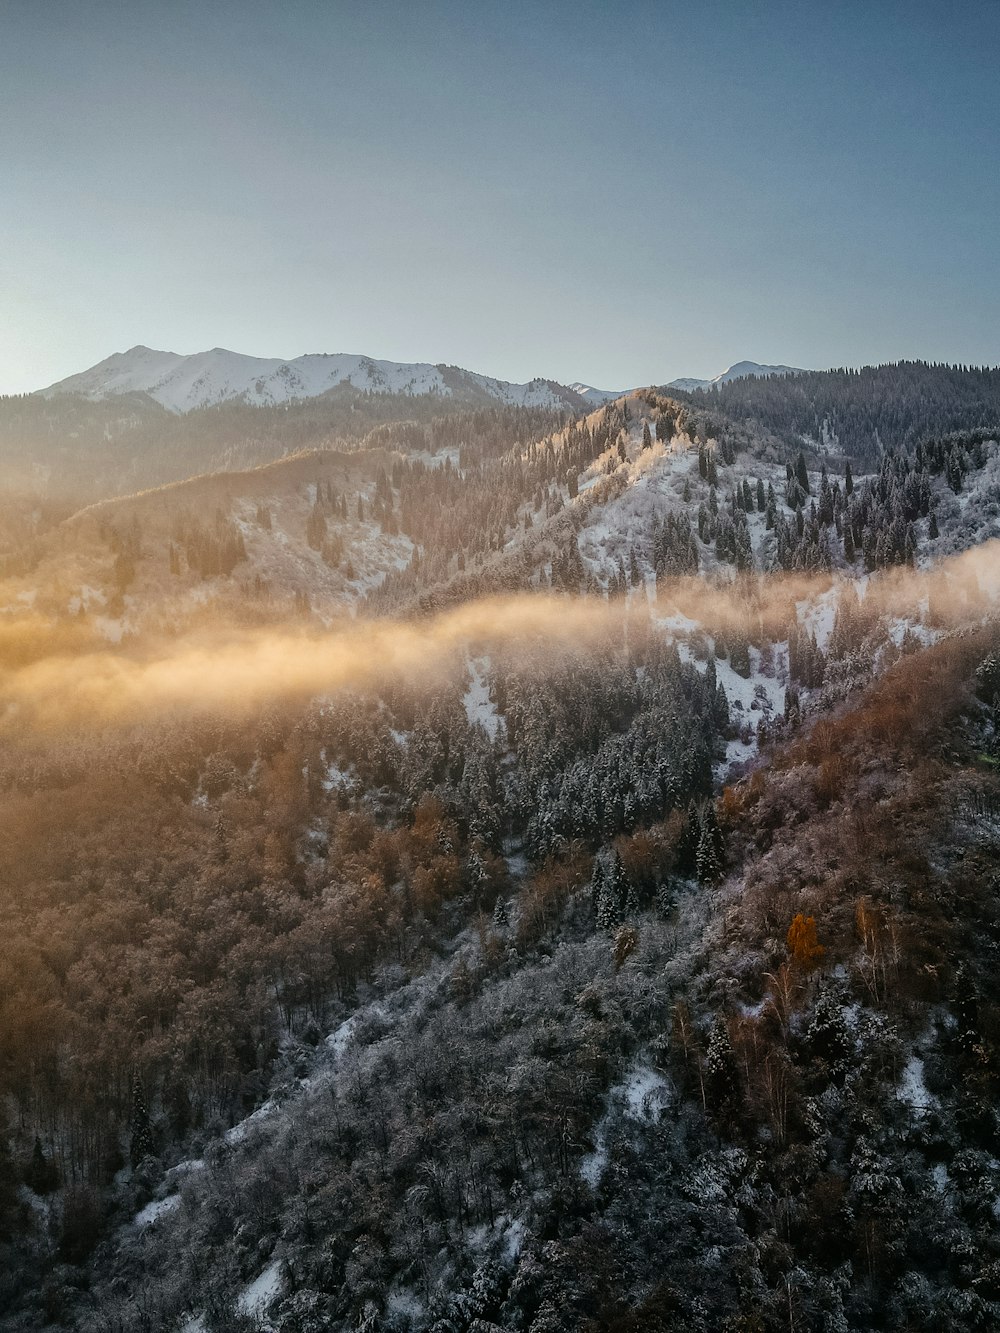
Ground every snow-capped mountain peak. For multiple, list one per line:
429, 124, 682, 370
667, 360, 804, 391
568, 382, 625, 406
40, 346, 587, 414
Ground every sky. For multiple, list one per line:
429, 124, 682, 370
2, 0, 998, 395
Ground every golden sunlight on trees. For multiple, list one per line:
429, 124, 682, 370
787, 912, 825, 969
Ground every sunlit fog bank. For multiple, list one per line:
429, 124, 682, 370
2, 540, 999, 735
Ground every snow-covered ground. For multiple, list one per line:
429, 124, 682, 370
464, 656, 502, 738
897, 1054, 938, 1115
133, 1194, 181, 1228
225, 1099, 281, 1145
581, 1061, 671, 1187
237, 1259, 282, 1317
798, 586, 839, 652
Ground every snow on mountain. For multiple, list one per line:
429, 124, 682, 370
568, 382, 625, 406
667, 360, 804, 391
40, 348, 805, 414
41, 346, 585, 414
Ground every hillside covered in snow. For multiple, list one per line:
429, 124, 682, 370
3, 361, 1000, 1332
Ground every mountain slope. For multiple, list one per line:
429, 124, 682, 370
670, 360, 1000, 466
667, 359, 805, 391
568, 381, 625, 405
6, 367, 1000, 1330
41, 346, 588, 414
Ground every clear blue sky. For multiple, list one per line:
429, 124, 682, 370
2, 0, 998, 394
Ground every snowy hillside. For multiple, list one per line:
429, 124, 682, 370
667, 359, 805, 391
41, 346, 587, 414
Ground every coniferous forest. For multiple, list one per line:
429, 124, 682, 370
8, 4, 1000, 1324
0, 361, 999, 1330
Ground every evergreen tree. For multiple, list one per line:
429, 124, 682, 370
704, 1017, 741, 1125
129, 1069, 153, 1169
795, 450, 811, 494
695, 803, 724, 884
675, 801, 700, 877
844, 524, 856, 562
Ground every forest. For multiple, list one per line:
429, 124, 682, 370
673, 362, 1000, 467
1, 362, 1000, 1330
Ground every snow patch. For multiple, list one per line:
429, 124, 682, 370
620, 1065, 671, 1119
133, 1194, 181, 1228
225, 1099, 279, 1145
581, 1062, 670, 1187
797, 586, 838, 652
464, 656, 501, 738
237, 1259, 282, 1316
897, 1055, 938, 1114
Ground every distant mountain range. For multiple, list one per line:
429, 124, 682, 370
572, 362, 806, 403
570, 362, 805, 402
40, 347, 806, 414
665, 360, 805, 392
40, 346, 588, 414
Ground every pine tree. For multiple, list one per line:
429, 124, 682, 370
656, 411, 675, 441
805, 984, 852, 1081
695, 804, 724, 884
704, 1017, 740, 1123
129, 1069, 153, 1169
795, 451, 811, 494
628, 546, 641, 587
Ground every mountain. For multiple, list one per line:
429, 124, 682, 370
40, 345, 589, 414
1, 378, 569, 506
11, 368, 1000, 651
6, 362, 1000, 1331
667, 359, 805, 391
568, 381, 625, 405
673, 359, 1000, 466
38, 347, 809, 418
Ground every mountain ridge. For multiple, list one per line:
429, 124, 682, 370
666, 359, 805, 391
39, 347, 807, 416
40, 345, 590, 415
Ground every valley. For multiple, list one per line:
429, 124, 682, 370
1, 361, 1000, 1331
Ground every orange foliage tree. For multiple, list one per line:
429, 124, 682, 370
787, 913, 825, 969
